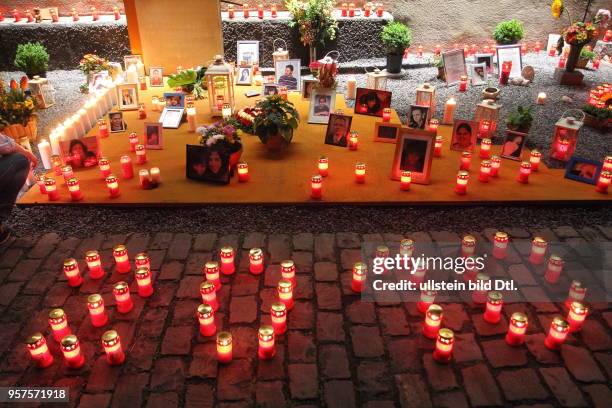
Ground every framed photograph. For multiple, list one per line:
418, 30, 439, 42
275, 59, 301, 91
117, 83, 139, 110
474, 54, 495, 74
500, 130, 528, 161
159, 108, 184, 129
450, 120, 478, 152
149, 67, 164, 87
564, 157, 602, 185
355, 88, 392, 117
324, 113, 353, 147
374, 122, 402, 144
496, 44, 522, 78
263, 83, 279, 96
442, 49, 467, 85
546, 34, 569, 55
469, 63, 488, 85
391, 128, 435, 184
302, 78, 317, 99
237, 41, 260, 66
186, 144, 231, 185
124, 55, 143, 71
145, 122, 163, 150
108, 112, 126, 133
163, 92, 185, 108
89, 71, 110, 93
39, 83, 55, 108
59, 136, 99, 169
407, 105, 429, 130
308, 89, 336, 124
237, 66, 253, 85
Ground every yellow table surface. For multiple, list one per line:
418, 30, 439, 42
18, 82, 611, 206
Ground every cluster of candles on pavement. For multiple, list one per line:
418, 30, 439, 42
227, 3, 279, 19
4, 7, 121, 23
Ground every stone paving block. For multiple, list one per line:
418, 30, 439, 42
314, 262, 339, 282
257, 348, 285, 380
395, 373, 432, 408
231, 327, 257, 359
508, 263, 538, 286
580, 320, 611, 351
288, 331, 316, 363
0, 282, 23, 306
351, 326, 384, 358
293, 233, 314, 251
317, 312, 346, 342
320, 344, 351, 379
229, 295, 258, 324
256, 381, 286, 407
462, 364, 503, 407
243, 232, 266, 249
346, 301, 377, 324
161, 326, 193, 355
422, 355, 458, 391
378, 307, 410, 336
146, 392, 179, 408
217, 359, 254, 401
324, 380, 357, 408
561, 345, 605, 383
0, 248, 23, 269
159, 261, 184, 280
232, 273, 260, 296
259, 287, 275, 312
189, 343, 218, 379
268, 234, 291, 263
524, 333, 561, 364
176, 276, 202, 299
582, 384, 612, 408
172, 299, 199, 323
149, 282, 178, 307
185, 384, 214, 408
358, 361, 390, 396
431, 391, 470, 408
314, 233, 335, 261
166, 233, 192, 260
540, 367, 587, 407
388, 338, 421, 373
482, 339, 528, 368
441, 303, 469, 332
292, 251, 313, 273
193, 233, 217, 252
184, 252, 211, 275
288, 301, 314, 330
150, 232, 174, 250
295, 275, 313, 300
85, 356, 121, 392
8, 258, 41, 282
263, 264, 280, 287
593, 352, 612, 379
289, 363, 318, 400
340, 249, 362, 271
28, 233, 60, 259
150, 358, 185, 392
336, 232, 361, 249
472, 313, 508, 336
316, 283, 342, 310
125, 232, 150, 255
127, 339, 157, 371
497, 368, 549, 401
78, 393, 112, 408
110, 373, 149, 408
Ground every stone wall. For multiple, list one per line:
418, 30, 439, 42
4, 1, 123, 16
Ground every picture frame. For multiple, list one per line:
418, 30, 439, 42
186, 144, 231, 185
354, 88, 392, 117
108, 111, 126, 133
308, 89, 336, 124
546, 34, 569, 56
442, 49, 467, 85
301, 78, 318, 99
38, 83, 55, 109
237, 66, 253, 85
407, 105, 430, 130
145, 122, 163, 150
564, 156, 602, 185
117, 83, 139, 110
275, 59, 301, 91
500, 130, 529, 161
163, 92, 185, 109
263, 83, 279, 96
474, 54, 495, 74
159, 108, 184, 129
374, 122, 402, 144
149, 67, 164, 87
324, 113, 353, 147
450, 120, 478, 152
391, 128, 435, 185
123, 54, 143, 71
496, 44, 523, 78
469, 63, 488, 85
89, 71, 110, 93
237, 41, 260, 66
59, 136, 99, 169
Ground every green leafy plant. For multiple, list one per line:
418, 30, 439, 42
432, 55, 444, 68
14, 42, 49, 77
285, 0, 338, 47
381, 21, 412, 54
253, 95, 300, 145
0, 84, 37, 127
579, 49, 596, 61
583, 104, 612, 120
492, 19, 525, 45
167, 67, 207, 99
506, 105, 534, 132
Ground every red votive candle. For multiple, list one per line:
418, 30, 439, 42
484, 291, 503, 323
135, 144, 147, 164
49, 309, 71, 342
35, 173, 47, 195
71, 8, 79, 21
85, 250, 104, 279
257, 4, 263, 18
60, 335, 85, 368
135, 267, 154, 297
98, 119, 109, 138
423, 304, 443, 339
454, 171, 469, 195
348, 131, 359, 150
529, 150, 542, 171
544, 255, 564, 283
544, 316, 569, 350
490, 155, 501, 177
592, 57, 600, 69
517, 161, 531, 183
534, 41, 541, 53
433, 328, 454, 363
220, 246, 235, 275
434, 44, 441, 55
400, 171, 411, 191
101, 330, 125, 365
271, 301, 287, 335
249, 247, 264, 274
565, 280, 587, 309
492, 231, 509, 259
217, 332, 233, 363
558, 55, 566, 68
399, 238, 415, 258
311, 175, 323, 199
472, 273, 490, 304
428, 118, 439, 132
87, 294, 108, 327
596, 170, 611, 193
500, 61, 512, 85
258, 325, 276, 359
45, 178, 60, 201
26, 333, 54, 368
479, 138, 491, 159
277, 279, 294, 310
434, 136, 443, 157
417, 45, 423, 57
567, 301, 588, 332
382, 108, 391, 122
114, 6, 120, 20
237, 162, 249, 182
281, 260, 296, 286
98, 157, 112, 178
458, 75, 468, 92
459, 151, 471, 171
51, 9, 58, 22
113, 244, 131, 273
204, 261, 221, 291
61, 165, 74, 183
113, 281, 133, 314
129, 132, 139, 152
528, 237, 547, 265
417, 290, 437, 313
271, 4, 277, 17
106, 175, 120, 198
376, 3, 383, 17
505, 312, 528, 346
51, 155, 63, 175
197, 303, 217, 336
134, 252, 150, 271
91, 7, 99, 21
604, 29, 612, 42
13, 9, 21, 23
228, 5, 235, 18
200, 281, 219, 311
63, 258, 83, 287
318, 156, 329, 177
479, 160, 492, 182
243, 3, 249, 18
461, 235, 476, 258
352, 262, 367, 293
355, 162, 366, 183
67, 177, 83, 201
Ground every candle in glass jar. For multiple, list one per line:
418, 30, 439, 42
98, 157, 112, 178
484, 291, 503, 323
500, 61, 512, 85
472, 273, 490, 304
228, 4, 235, 18
434, 136, 443, 157
217, 332, 233, 363
63, 258, 83, 287
271, 4, 277, 17
200, 281, 219, 311
417, 290, 437, 313
203, 261, 221, 291
280, 260, 296, 286
382, 108, 391, 122
197, 303, 216, 336
399, 238, 415, 258
129, 133, 139, 152
101, 330, 125, 365
544, 316, 569, 350
490, 156, 501, 177
35, 173, 46, 195
592, 57, 600, 69
113, 281, 133, 313
346, 76, 357, 99
603, 157, 612, 173
258, 325, 276, 359
317, 156, 329, 177
517, 161, 531, 183
428, 118, 439, 132
433, 328, 454, 363
311, 175, 323, 199
71, 8, 79, 21
61, 165, 74, 183
236, 162, 249, 182
135, 144, 147, 164
135, 267, 154, 297
87, 294, 108, 327
139, 169, 151, 189
187, 104, 196, 132
65, 177, 82, 201
434, 44, 441, 55
222, 103, 232, 119
458, 75, 468, 92
565, 280, 586, 309
423, 304, 443, 339
279, 86, 288, 100
558, 55, 566, 68
505, 312, 528, 346
529, 150, 542, 171
528, 237, 547, 265
454, 171, 469, 195
400, 171, 411, 191
479, 160, 492, 183
113, 6, 120, 19
567, 301, 588, 332
49, 309, 71, 342
277, 279, 294, 310
479, 138, 491, 159
150, 167, 161, 184
243, 3, 249, 18
544, 255, 564, 284
443, 97, 456, 125
85, 250, 104, 279
459, 152, 471, 171
249, 248, 264, 274
347, 131, 359, 150
604, 29, 612, 42
595, 170, 611, 193
119, 155, 134, 180
113, 244, 131, 273
26, 333, 54, 368
271, 301, 287, 335
45, 177, 59, 201
461, 235, 476, 258
376, 3, 383, 16
534, 41, 541, 53
60, 335, 85, 368
98, 119, 109, 138
355, 162, 366, 183
220, 246, 235, 275
51, 155, 63, 176
492, 231, 509, 259
106, 175, 120, 198
536, 92, 547, 105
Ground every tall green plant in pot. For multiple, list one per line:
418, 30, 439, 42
492, 19, 525, 45
14, 42, 49, 78
381, 22, 412, 74
506, 105, 534, 133
253, 95, 300, 151
286, 0, 338, 64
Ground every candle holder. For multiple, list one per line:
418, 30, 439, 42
484, 291, 503, 323
348, 131, 359, 150
63, 258, 83, 287
220, 246, 236, 275
479, 160, 492, 183
35, 173, 47, 195
200, 281, 219, 311
499, 61, 512, 85
355, 162, 366, 183
135, 267, 154, 297
311, 175, 323, 199
102, 330, 125, 365
98, 119, 109, 138
417, 290, 437, 313
399, 239, 415, 258
134, 253, 150, 272
544, 316, 569, 350
399, 171, 412, 191
98, 157, 112, 179
217, 331, 233, 363
106, 175, 121, 198
67, 177, 83, 201
49, 309, 71, 342
492, 231, 509, 259
26, 333, 54, 368
434, 136, 443, 157
85, 250, 104, 279
382, 108, 392, 122
461, 235, 476, 258
136, 144, 147, 164
318, 157, 329, 177
271, 301, 287, 335
459, 151, 471, 171
479, 138, 491, 159
443, 97, 456, 125
277, 279, 294, 310
280, 260, 296, 286
113, 281, 133, 314
87, 294, 108, 327
454, 171, 469, 195
459, 75, 468, 92
60, 335, 85, 368
544, 255, 564, 284
505, 312, 528, 346
45, 178, 60, 201
433, 328, 454, 363
565, 280, 587, 309
258, 325, 276, 359
249, 248, 264, 274
113, 244, 131, 273
596, 171, 611, 193
423, 304, 443, 339
472, 273, 490, 304
516, 161, 532, 184
529, 150, 542, 171
62, 165, 74, 183
197, 303, 217, 336
352, 262, 367, 293
490, 155, 501, 177
237, 162, 250, 182
428, 118, 439, 133
567, 301, 588, 332
528, 237, 547, 265
204, 261, 221, 291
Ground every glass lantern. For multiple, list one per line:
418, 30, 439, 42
272, 39, 289, 66
474, 99, 501, 138
206, 55, 236, 117
550, 111, 584, 162
366, 68, 387, 91
416, 82, 436, 118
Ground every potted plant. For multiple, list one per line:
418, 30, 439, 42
235, 106, 262, 134
253, 95, 300, 151
583, 104, 612, 131
14, 42, 49, 78
562, 21, 597, 71
285, 0, 338, 64
196, 120, 243, 169
506, 105, 534, 140
0, 79, 38, 141
167, 67, 207, 99
78, 54, 110, 93
492, 19, 525, 45
433, 55, 445, 81
577, 48, 596, 68
381, 21, 412, 74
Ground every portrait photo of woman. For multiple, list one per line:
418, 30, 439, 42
407, 105, 429, 130
451, 120, 477, 151
501, 131, 527, 160
109, 112, 126, 133
186, 144, 230, 185
60, 136, 99, 168
355, 88, 392, 117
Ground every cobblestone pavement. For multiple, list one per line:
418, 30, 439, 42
0, 227, 610, 407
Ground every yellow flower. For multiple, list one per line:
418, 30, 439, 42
551, 0, 563, 19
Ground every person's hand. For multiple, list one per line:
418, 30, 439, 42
22, 150, 38, 168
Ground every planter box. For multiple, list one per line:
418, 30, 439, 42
584, 112, 611, 131
3, 118, 38, 141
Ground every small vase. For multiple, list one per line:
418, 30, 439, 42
566, 44, 584, 73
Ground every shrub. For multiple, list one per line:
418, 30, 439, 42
381, 21, 412, 54
14, 42, 49, 77
506, 106, 534, 132
492, 19, 525, 45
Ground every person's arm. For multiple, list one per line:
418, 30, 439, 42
0, 133, 38, 166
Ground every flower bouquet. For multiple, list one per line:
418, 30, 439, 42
316, 55, 338, 89
235, 106, 262, 134
563, 21, 598, 46
196, 120, 243, 168
309, 61, 321, 78
78, 54, 111, 93
0, 79, 38, 140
